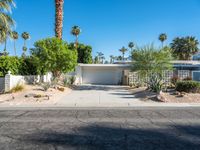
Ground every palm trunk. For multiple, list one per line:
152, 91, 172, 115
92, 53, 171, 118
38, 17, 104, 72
55, 0, 64, 40
14, 40, 16, 56
4, 38, 7, 52
75, 35, 78, 48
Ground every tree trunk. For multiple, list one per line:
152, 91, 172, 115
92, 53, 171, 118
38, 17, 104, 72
14, 40, 16, 56
4, 38, 7, 52
55, 0, 64, 40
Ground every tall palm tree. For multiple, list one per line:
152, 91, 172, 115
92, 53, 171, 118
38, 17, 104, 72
0, 0, 15, 54
55, 0, 64, 40
0, 26, 12, 55
21, 32, 30, 56
12, 31, 18, 56
0, 0, 15, 29
71, 26, 81, 48
97, 52, 104, 64
110, 55, 115, 64
128, 42, 134, 51
159, 33, 167, 48
119, 47, 128, 61
171, 36, 199, 60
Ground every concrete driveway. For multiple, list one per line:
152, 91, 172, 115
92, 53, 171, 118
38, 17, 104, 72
58, 85, 142, 107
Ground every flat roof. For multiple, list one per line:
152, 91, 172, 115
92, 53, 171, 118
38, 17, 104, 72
78, 64, 131, 67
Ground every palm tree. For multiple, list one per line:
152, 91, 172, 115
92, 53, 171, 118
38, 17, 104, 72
119, 47, 128, 61
21, 32, 30, 56
0, 0, 15, 29
159, 33, 167, 48
12, 31, 18, 56
55, 0, 64, 39
110, 55, 115, 64
128, 42, 134, 51
171, 36, 199, 60
97, 52, 104, 64
71, 26, 81, 48
0, 26, 12, 55
0, 0, 15, 54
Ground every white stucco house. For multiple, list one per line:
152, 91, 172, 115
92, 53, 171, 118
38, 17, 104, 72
75, 61, 200, 86
75, 64, 131, 85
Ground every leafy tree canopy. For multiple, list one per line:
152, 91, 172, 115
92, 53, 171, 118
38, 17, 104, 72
68, 43, 92, 64
0, 56, 21, 76
30, 38, 78, 78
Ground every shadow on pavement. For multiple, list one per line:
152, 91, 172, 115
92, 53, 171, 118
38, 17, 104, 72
21, 124, 200, 150
74, 85, 127, 91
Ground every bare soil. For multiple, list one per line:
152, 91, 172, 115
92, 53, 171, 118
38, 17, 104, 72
129, 87, 200, 103
0, 85, 72, 106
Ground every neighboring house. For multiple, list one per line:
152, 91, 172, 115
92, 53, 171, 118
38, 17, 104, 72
75, 61, 200, 85
193, 53, 200, 60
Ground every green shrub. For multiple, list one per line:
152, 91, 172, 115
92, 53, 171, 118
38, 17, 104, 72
19, 57, 42, 75
10, 84, 24, 93
0, 56, 21, 77
175, 81, 200, 93
41, 83, 51, 91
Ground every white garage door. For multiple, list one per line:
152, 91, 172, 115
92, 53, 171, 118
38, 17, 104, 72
82, 67, 121, 85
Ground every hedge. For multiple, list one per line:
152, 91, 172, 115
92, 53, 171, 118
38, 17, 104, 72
175, 81, 200, 93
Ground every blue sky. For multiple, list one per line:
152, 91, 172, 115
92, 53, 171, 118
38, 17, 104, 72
2, 0, 200, 60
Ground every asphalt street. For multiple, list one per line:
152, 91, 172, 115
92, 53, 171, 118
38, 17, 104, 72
0, 108, 200, 150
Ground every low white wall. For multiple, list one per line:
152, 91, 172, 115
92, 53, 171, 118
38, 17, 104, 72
4, 73, 53, 92
0, 77, 5, 93
5, 74, 24, 92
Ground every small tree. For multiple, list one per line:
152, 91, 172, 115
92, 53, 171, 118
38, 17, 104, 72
132, 45, 173, 93
30, 37, 77, 78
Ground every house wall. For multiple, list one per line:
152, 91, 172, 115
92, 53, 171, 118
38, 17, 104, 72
76, 65, 130, 85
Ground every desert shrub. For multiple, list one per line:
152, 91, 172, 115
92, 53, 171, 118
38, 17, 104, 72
171, 76, 180, 86
175, 81, 200, 93
63, 77, 69, 87
69, 76, 76, 85
183, 76, 192, 81
41, 83, 51, 91
10, 84, 24, 93
132, 45, 173, 93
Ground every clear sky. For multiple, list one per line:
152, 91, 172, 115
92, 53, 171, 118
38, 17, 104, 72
2, 0, 200, 60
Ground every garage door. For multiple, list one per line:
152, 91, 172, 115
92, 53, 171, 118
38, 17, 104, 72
82, 67, 120, 85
